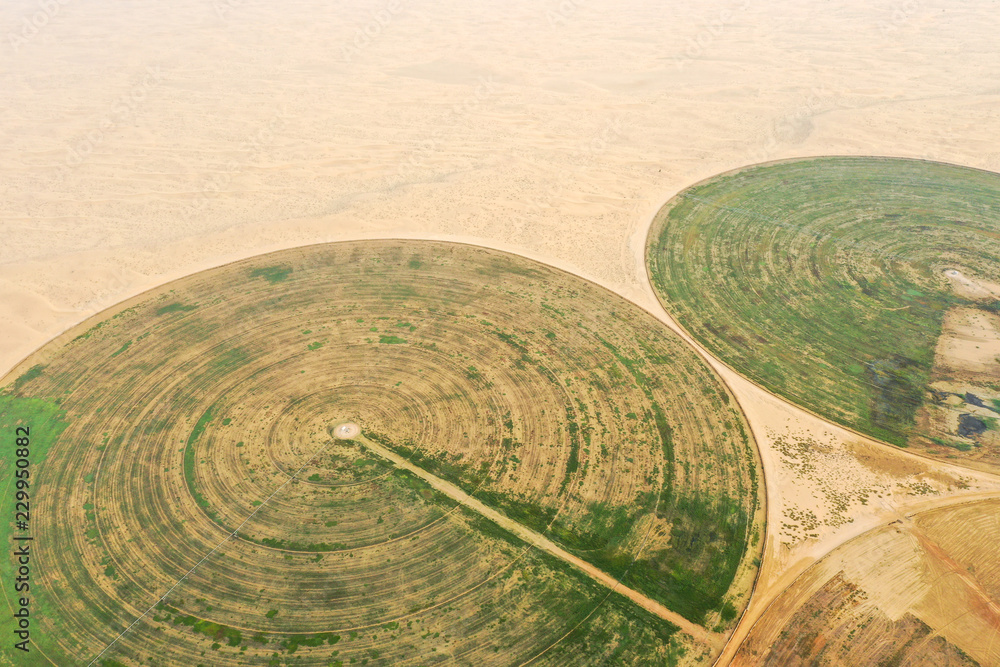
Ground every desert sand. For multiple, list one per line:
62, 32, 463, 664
4, 0, 1000, 663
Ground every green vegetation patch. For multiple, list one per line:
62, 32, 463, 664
157, 603, 243, 646
249, 265, 293, 284
109, 340, 133, 358
0, 394, 71, 655
155, 302, 198, 315
9, 364, 45, 394
628, 494, 750, 624
647, 157, 1000, 447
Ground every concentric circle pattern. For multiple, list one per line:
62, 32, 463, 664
647, 157, 1000, 466
1, 241, 762, 666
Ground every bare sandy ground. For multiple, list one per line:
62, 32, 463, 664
945, 270, 1000, 301
4, 0, 1000, 664
935, 307, 1000, 379
4, 0, 1000, 377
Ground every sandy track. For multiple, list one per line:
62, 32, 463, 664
355, 432, 722, 649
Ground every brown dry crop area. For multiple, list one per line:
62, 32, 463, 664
1, 240, 762, 666
733, 499, 1000, 666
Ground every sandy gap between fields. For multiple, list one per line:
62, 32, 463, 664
352, 433, 722, 649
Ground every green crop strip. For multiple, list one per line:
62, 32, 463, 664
109, 340, 132, 358
0, 393, 71, 657
155, 302, 198, 316
155, 603, 243, 647
249, 265, 293, 284
184, 405, 218, 519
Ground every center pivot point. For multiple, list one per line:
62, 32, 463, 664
335, 422, 360, 439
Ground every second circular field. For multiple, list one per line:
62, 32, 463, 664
647, 157, 1000, 469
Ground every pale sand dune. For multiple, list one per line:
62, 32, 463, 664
3, 0, 1000, 380
4, 0, 1000, 663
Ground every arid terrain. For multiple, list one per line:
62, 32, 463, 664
733, 499, 1000, 666
3, 0, 1000, 665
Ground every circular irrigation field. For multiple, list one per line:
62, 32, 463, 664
647, 157, 1000, 467
1, 241, 763, 666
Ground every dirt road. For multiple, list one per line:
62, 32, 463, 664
355, 432, 722, 649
